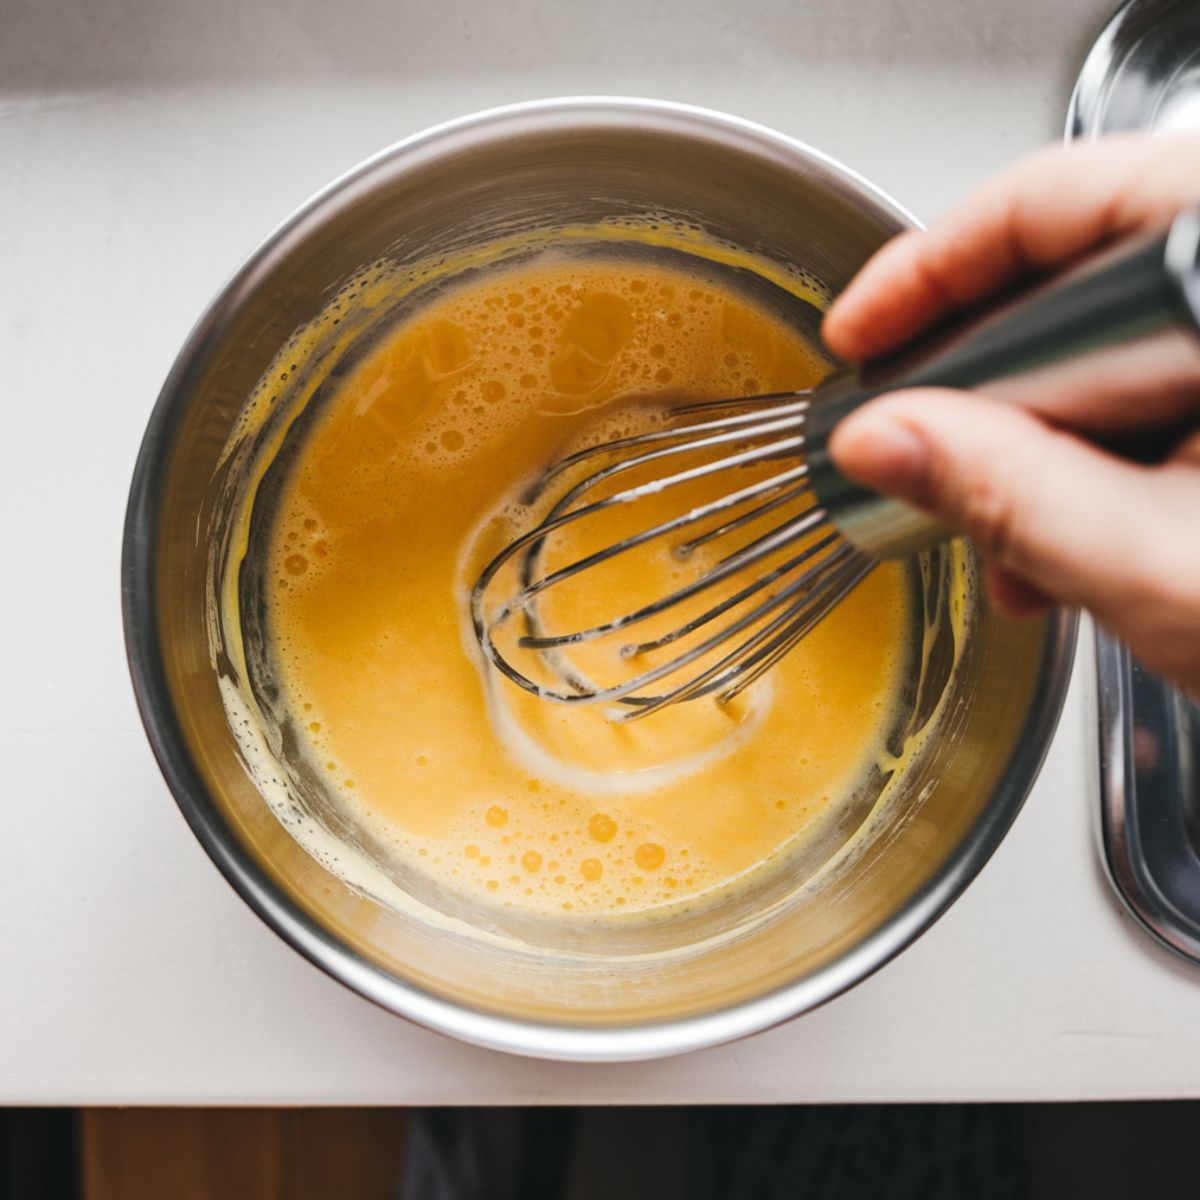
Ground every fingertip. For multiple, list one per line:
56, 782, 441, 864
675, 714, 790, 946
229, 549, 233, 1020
822, 230, 927, 362
819, 303, 858, 361
827, 400, 934, 506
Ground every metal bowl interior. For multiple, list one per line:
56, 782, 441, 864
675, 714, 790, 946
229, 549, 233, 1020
122, 98, 1076, 1060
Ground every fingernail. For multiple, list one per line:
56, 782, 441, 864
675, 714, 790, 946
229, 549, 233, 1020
829, 410, 932, 505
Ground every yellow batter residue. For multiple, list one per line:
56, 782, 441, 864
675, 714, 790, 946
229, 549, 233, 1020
253, 250, 915, 921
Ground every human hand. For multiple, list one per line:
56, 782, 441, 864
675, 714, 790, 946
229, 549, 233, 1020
823, 135, 1200, 697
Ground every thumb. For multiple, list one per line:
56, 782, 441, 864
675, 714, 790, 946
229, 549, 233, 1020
826, 388, 1185, 626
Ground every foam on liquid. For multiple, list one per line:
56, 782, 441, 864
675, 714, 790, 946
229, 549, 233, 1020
260, 253, 912, 921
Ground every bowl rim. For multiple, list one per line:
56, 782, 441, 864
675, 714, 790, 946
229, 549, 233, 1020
121, 95, 1079, 1062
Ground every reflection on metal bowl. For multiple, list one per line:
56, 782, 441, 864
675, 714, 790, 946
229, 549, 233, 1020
122, 98, 1076, 1060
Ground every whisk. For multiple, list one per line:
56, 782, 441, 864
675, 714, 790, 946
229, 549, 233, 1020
471, 205, 1200, 720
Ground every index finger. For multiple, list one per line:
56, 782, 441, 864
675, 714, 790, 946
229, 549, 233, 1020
822, 134, 1200, 364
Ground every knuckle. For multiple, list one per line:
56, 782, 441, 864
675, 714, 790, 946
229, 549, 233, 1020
1127, 596, 1200, 697
1107, 528, 1200, 673
1135, 545, 1200, 631
947, 465, 1028, 565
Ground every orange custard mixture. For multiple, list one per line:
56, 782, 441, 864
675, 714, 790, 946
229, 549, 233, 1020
260, 252, 912, 920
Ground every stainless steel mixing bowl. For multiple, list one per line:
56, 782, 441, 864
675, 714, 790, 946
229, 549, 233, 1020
122, 98, 1076, 1060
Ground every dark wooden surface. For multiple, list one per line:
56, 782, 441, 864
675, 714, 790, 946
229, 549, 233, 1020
2, 1102, 1199, 1199
78, 1109, 406, 1200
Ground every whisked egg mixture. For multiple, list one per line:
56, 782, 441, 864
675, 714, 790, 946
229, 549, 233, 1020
228, 237, 923, 924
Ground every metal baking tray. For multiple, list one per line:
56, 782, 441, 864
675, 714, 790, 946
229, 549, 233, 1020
1096, 641, 1200, 961
1068, 0, 1200, 139
1069, 0, 1200, 964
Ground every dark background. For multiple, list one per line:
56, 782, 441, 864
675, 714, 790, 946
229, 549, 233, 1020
3, 1103, 1197, 1199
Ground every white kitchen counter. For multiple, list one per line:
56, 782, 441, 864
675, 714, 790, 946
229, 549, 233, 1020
5, 0, 1199, 1105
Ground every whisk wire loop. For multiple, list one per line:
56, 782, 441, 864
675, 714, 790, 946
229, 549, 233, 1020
515, 476, 819, 650
617, 546, 871, 720
469, 391, 871, 719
